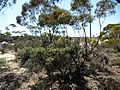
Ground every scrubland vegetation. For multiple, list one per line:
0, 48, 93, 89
0, 30, 120, 90
0, 0, 120, 90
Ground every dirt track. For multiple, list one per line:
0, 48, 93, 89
0, 51, 26, 74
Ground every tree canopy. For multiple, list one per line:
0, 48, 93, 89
39, 7, 72, 27
0, 0, 17, 11
103, 24, 120, 39
116, 0, 120, 3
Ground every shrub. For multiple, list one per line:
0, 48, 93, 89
17, 47, 31, 66
17, 35, 112, 89
103, 39, 120, 51
24, 47, 46, 72
112, 58, 120, 66
17, 47, 47, 72
0, 58, 6, 68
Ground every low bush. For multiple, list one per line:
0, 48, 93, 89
17, 43, 111, 89
17, 47, 44, 67
103, 39, 120, 52
112, 58, 120, 66
0, 58, 6, 68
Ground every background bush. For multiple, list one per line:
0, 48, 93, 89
0, 58, 6, 68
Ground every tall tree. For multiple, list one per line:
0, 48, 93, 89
103, 24, 120, 39
38, 6, 72, 44
71, 0, 93, 38
95, 0, 117, 32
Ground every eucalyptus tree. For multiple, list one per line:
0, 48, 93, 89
38, 6, 72, 45
71, 0, 94, 61
71, 0, 93, 38
0, 0, 62, 12
69, 0, 117, 80
91, 0, 117, 52
95, 0, 117, 32
16, 0, 60, 39
103, 24, 120, 39
103, 24, 120, 51
16, 0, 62, 26
4, 31, 11, 38
16, 0, 68, 48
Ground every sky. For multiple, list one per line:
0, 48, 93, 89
0, 0, 120, 36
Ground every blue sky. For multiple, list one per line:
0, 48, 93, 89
0, 0, 120, 36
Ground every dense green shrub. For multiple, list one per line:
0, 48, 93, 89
23, 47, 46, 72
17, 47, 47, 74
17, 45, 80, 73
17, 42, 111, 89
88, 37, 97, 45
17, 47, 44, 67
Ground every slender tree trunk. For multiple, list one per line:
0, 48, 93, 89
89, 6, 92, 38
65, 24, 68, 36
99, 17, 102, 32
90, 22, 92, 38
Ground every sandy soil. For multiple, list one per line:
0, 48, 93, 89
0, 51, 26, 75
0, 51, 38, 90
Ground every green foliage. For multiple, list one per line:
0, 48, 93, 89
45, 45, 80, 76
71, 0, 93, 28
17, 47, 42, 67
22, 47, 46, 72
102, 24, 120, 51
95, 0, 117, 32
50, 36, 75, 48
4, 32, 11, 37
88, 37, 97, 44
30, 0, 47, 7
12, 35, 42, 49
17, 38, 80, 73
0, 58, 6, 68
71, 0, 92, 11
103, 24, 120, 39
0, 32, 12, 43
95, 0, 117, 18
39, 7, 72, 27
112, 58, 120, 66
8, 0, 118, 89
17, 35, 111, 89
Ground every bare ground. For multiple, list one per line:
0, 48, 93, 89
0, 51, 38, 90
0, 51, 120, 90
